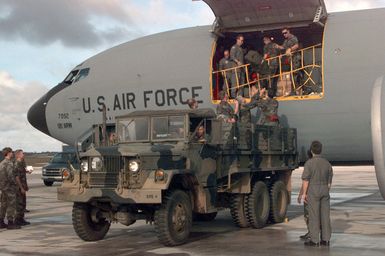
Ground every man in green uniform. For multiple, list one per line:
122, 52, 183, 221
230, 35, 245, 97
263, 36, 280, 98
255, 89, 279, 126
276, 27, 302, 90
299, 141, 333, 247
0, 147, 21, 229
218, 50, 236, 95
216, 91, 236, 123
14, 149, 30, 226
234, 87, 279, 126
298, 149, 314, 240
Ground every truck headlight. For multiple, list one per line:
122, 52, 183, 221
80, 160, 88, 172
91, 157, 103, 171
42, 168, 46, 175
128, 160, 140, 173
62, 168, 72, 180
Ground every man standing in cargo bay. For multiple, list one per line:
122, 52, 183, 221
230, 34, 245, 97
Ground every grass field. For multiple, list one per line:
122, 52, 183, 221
24, 153, 55, 167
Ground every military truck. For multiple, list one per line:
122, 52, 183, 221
58, 109, 298, 246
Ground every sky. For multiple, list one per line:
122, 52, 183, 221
1, 0, 385, 152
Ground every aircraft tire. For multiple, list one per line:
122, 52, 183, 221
43, 180, 54, 186
269, 181, 289, 223
72, 202, 111, 241
154, 190, 192, 246
230, 194, 249, 228
193, 212, 218, 222
246, 181, 270, 229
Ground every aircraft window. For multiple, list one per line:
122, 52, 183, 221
117, 118, 149, 142
73, 68, 90, 83
63, 70, 79, 85
152, 116, 185, 141
211, 26, 324, 102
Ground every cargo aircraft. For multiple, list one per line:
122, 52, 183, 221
27, 0, 385, 198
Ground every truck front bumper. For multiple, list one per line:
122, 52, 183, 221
42, 176, 63, 182
57, 186, 162, 204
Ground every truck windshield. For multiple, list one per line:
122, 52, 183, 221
152, 116, 185, 141
50, 153, 76, 164
117, 117, 149, 142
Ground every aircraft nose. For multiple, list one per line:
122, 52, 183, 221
27, 94, 50, 136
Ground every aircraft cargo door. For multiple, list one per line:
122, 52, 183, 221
203, 0, 327, 31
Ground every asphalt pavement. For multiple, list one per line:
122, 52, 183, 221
0, 166, 384, 256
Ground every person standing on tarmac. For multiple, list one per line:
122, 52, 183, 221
0, 147, 21, 229
14, 149, 30, 226
298, 149, 314, 240
230, 35, 245, 97
299, 141, 333, 247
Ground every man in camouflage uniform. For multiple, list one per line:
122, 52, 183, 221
276, 28, 302, 91
216, 91, 236, 123
230, 35, 245, 97
0, 147, 21, 229
14, 149, 30, 225
276, 27, 300, 66
263, 36, 280, 98
218, 50, 236, 96
251, 88, 279, 126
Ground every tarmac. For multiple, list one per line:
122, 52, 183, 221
0, 166, 384, 256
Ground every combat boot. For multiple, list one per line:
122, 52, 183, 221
0, 219, 7, 229
6, 220, 21, 230
15, 218, 30, 226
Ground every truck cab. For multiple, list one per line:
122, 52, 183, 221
58, 108, 298, 246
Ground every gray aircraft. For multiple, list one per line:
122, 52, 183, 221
27, 0, 385, 198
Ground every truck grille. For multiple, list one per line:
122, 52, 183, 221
44, 169, 61, 177
88, 156, 122, 188
88, 172, 118, 187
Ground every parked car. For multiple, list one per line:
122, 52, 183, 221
42, 152, 79, 186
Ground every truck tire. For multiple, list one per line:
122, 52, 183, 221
43, 180, 54, 186
72, 202, 111, 241
154, 190, 192, 246
230, 194, 249, 228
269, 181, 289, 223
193, 212, 218, 222
246, 181, 270, 228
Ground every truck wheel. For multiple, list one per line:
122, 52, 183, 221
154, 190, 192, 246
72, 202, 111, 241
269, 181, 289, 223
193, 212, 218, 222
246, 181, 270, 228
230, 194, 249, 228
43, 180, 54, 186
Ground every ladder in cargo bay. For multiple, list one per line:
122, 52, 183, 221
213, 44, 322, 99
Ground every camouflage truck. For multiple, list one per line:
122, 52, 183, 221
57, 108, 298, 246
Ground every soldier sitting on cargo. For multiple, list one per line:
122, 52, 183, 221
216, 91, 236, 123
